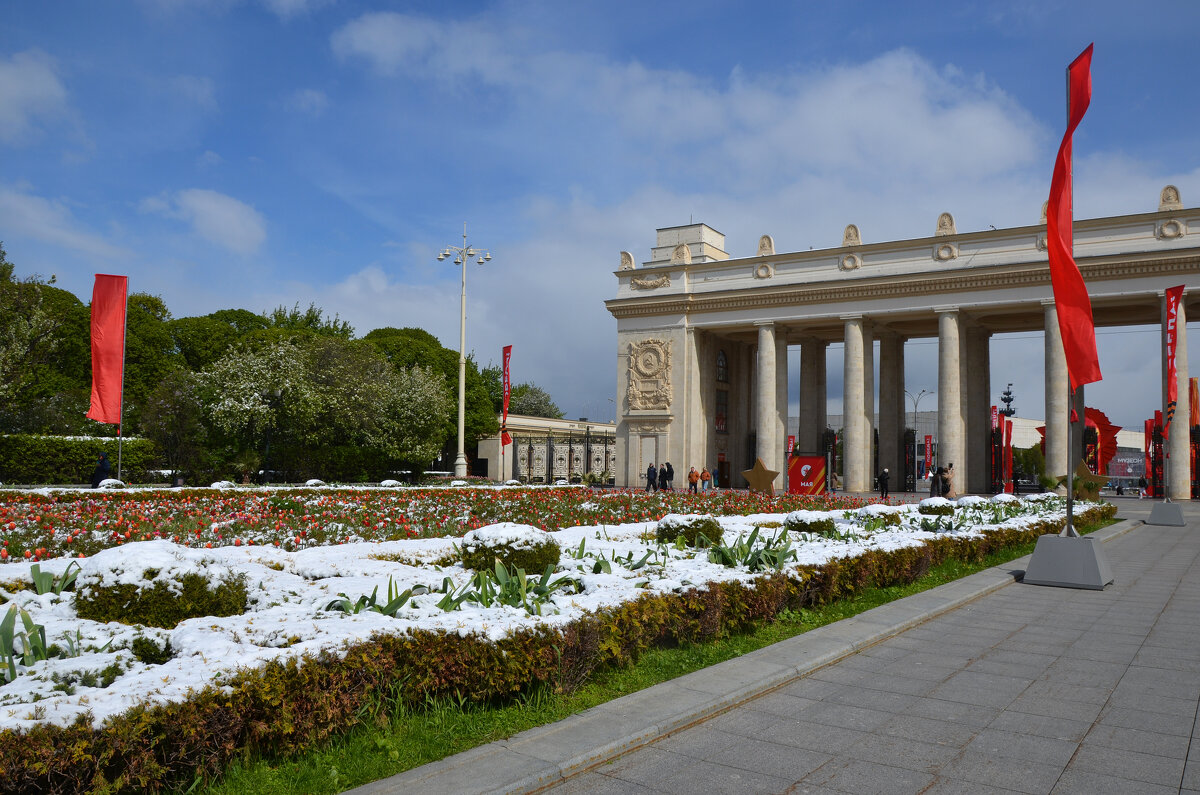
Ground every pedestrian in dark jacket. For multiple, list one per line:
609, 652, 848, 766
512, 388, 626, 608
646, 463, 657, 492
878, 467, 890, 500
665, 462, 674, 491
91, 453, 111, 488
658, 464, 669, 491
929, 467, 943, 498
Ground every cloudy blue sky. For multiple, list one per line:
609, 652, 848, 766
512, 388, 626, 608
3, 0, 1199, 430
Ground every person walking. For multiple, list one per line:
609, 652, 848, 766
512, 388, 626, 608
700, 467, 711, 492
878, 467, 890, 500
658, 464, 669, 492
687, 466, 700, 493
91, 453, 111, 488
1138, 475, 1148, 498
646, 463, 657, 492
665, 462, 675, 491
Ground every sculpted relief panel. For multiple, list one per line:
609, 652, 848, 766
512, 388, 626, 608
626, 339, 672, 410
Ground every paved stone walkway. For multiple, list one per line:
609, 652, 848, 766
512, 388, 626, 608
351, 500, 1200, 795
551, 502, 1200, 794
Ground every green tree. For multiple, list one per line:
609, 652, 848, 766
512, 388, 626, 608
364, 327, 497, 451
122, 294, 183, 430
0, 245, 91, 433
140, 369, 207, 476
268, 302, 353, 338
509, 383, 564, 419
169, 309, 270, 371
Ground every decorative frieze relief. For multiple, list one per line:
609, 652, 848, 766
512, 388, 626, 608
630, 274, 670, 290
754, 262, 774, 279
1160, 185, 1183, 211
626, 339, 672, 410
935, 212, 957, 236
1157, 219, 1186, 240
843, 224, 862, 246
840, 253, 862, 271
757, 235, 775, 256
933, 242, 958, 262
619, 251, 635, 270
627, 422, 668, 434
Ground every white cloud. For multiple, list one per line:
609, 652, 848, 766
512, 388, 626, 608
0, 50, 68, 144
142, 188, 267, 254
261, 0, 332, 19
168, 75, 218, 111
197, 150, 223, 168
0, 185, 128, 259
287, 88, 328, 115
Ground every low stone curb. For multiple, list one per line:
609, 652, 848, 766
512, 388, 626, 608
348, 518, 1142, 795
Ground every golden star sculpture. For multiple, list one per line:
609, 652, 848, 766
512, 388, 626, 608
742, 457, 779, 495
1055, 462, 1106, 500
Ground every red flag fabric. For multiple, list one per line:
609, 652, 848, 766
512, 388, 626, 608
86, 274, 128, 425
1164, 285, 1185, 439
1046, 44, 1102, 390
500, 345, 513, 446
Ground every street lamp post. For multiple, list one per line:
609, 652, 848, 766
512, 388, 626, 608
437, 224, 492, 479
905, 388, 933, 490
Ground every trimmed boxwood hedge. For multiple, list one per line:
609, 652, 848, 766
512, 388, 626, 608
0, 502, 1116, 794
75, 572, 249, 629
461, 534, 561, 574
655, 515, 722, 547
0, 435, 158, 485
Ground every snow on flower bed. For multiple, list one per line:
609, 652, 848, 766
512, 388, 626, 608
0, 494, 1091, 731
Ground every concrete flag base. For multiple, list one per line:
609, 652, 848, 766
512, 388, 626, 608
1148, 502, 1186, 527
1023, 534, 1114, 590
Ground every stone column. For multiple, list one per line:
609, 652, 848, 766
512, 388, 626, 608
863, 322, 875, 481
1043, 302, 1069, 485
937, 309, 964, 486
966, 326, 991, 494
798, 337, 827, 453
878, 331, 905, 479
843, 316, 866, 492
684, 326, 705, 478
755, 322, 778, 478
775, 333, 788, 489
1164, 293, 1191, 499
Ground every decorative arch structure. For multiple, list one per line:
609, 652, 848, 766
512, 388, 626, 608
606, 195, 1200, 497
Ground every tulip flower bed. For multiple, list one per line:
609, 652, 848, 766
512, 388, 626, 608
0, 485, 863, 562
0, 487, 1114, 794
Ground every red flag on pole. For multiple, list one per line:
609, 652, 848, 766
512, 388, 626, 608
1163, 284, 1185, 439
86, 274, 128, 425
1046, 44, 1102, 390
501, 345, 513, 446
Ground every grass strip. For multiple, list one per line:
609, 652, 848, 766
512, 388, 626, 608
199, 517, 1115, 795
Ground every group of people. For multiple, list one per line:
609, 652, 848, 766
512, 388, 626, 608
646, 462, 718, 493
874, 463, 955, 500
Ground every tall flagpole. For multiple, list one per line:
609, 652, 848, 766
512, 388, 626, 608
117, 290, 128, 481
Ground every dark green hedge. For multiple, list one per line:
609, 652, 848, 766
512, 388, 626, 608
0, 503, 1116, 794
0, 436, 159, 485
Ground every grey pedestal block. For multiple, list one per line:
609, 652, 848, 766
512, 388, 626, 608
1147, 502, 1186, 526
1022, 534, 1114, 590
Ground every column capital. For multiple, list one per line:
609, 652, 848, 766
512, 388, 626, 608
1040, 298, 1056, 308
839, 313, 864, 322
753, 320, 775, 328
932, 305, 959, 316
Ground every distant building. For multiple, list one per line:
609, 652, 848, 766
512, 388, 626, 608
477, 414, 616, 483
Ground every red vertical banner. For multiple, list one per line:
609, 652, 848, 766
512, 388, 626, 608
501, 345, 513, 446
991, 405, 999, 430
1164, 285, 1185, 439
86, 274, 128, 425
1004, 419, 1014, 491
1190, 377, 1199, 428
786, 435, 795, 454
1144, 419, 1153, 478
1046, 44, 1102, 390
924, 434, 932, 474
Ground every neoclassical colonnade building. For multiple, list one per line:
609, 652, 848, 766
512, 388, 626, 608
606, 187, 1199, 497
